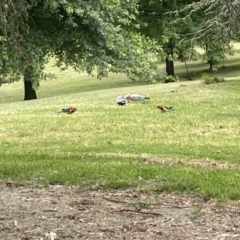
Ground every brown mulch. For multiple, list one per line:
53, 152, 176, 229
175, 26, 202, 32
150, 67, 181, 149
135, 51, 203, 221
0, 182, 240, 240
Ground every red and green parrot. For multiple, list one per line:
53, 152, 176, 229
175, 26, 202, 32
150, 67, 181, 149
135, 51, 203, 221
157, 105, 173, 112
58, 107, 77, 114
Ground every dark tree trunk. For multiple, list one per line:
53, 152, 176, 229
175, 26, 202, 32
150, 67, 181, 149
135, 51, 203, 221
165, 40, 175, 77
24, 67, 37, 101
208, 60, 213, 71
166, 57, 174, 76
24, 81, 37, 100
184, 61, 191, 80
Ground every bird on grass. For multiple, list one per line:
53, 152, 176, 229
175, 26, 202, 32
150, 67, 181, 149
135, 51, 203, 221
157, 104, 173, 112
125, 93, 150, 101
58, 107, 77, 114
116, 96, 126, 106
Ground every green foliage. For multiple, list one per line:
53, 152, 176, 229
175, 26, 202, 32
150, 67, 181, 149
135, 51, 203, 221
162, 74, 180, 83
137, 0, 204, 77
0, 0, 158, 93
170, 0, 240, 76
201, 72, 225, 84
183, 0, 240, 41
201, 40, 229, 71
0, 0, 30, 54
152, 63, 180, 83
201, 72, 212, 84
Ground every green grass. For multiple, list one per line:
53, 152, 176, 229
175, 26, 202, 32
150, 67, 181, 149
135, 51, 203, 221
0, 60, 147, 103
174, 54, 240, 80
1, 54, 240, 200
171, 43, 240, 80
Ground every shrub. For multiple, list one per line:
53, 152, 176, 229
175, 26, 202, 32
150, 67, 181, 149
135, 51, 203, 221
201, 72, 225, 84
162, 75, 180, 83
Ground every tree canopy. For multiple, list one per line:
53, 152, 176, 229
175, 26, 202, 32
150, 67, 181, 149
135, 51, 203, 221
172, 0, 240, 70
1, 0, 240, 100
137, 0, 201, 77
177, 0, 240, 42
0, 0, 158, 99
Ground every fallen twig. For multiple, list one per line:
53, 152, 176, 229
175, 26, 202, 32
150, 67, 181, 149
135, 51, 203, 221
103, 196, 190, 209
103, 196, 127, 204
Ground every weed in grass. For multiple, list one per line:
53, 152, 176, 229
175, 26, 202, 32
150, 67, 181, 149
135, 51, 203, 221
162, 75, 180, 83
191, 205, 204, 220
212, 200, 226, 214
201, 72, 213, 84
201, 72, 225, 84
134, 201, 151, 210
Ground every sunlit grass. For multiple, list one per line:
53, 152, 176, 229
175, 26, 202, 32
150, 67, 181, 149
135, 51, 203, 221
0, 60, 147, 103
0, 54, 240, 200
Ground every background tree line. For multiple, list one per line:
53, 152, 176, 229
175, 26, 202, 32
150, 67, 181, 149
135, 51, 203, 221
0, 0, 239, 100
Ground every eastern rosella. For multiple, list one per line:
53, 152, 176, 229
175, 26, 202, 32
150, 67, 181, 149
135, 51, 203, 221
157, 105, 173, 112
125, 93, 150, 101
116, 96, 126, 106
58, 107, 77, 114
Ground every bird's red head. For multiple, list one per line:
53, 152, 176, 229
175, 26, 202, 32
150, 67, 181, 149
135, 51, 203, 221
125, 94, 131, 100
69, 107, 77, 114
157, 105, 165, 111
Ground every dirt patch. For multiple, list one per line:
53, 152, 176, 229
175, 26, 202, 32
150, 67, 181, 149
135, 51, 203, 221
0, 182, 240, 240
93, 152, 240, 169
139, 155, 240, 169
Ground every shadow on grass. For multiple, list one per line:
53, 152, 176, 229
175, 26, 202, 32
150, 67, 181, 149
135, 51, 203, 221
176, 61, 240, 81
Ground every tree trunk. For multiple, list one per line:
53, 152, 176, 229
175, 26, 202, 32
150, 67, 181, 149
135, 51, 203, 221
208, 60, 213, 71
166, 57, 174, 76
24, 80, 37, 100
184, 60, 191, 80
24, 67, 37, 101
165, 40, 175, 76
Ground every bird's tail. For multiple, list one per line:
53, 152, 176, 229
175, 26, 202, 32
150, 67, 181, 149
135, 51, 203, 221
145, 97, 150, 100
164, 106, 174, 111
58, 108, 67, 113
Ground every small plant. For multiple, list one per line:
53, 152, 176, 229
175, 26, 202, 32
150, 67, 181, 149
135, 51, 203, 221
201, 72, 225, 84
162, 75, 180, 83
201, 72, 213, 84
154, 69, 164, 82
191, 205, 204, 219
134, 201, 150, 210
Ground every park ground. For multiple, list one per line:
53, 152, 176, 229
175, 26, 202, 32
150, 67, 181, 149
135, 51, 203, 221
0, 182, 240, 240
1, 48, 240, 239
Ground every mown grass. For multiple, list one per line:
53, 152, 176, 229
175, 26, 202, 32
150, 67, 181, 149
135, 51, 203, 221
0, 60, 147, 103
171, 42, 240, 80
0, 54, 240, 200
174, 54, 240, 80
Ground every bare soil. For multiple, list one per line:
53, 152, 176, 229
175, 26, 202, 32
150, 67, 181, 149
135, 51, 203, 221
0, 182, 240, 240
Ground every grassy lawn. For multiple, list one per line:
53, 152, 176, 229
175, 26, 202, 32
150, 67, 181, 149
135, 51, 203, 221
0, 54, 240, 200
0, 61, 147, 104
